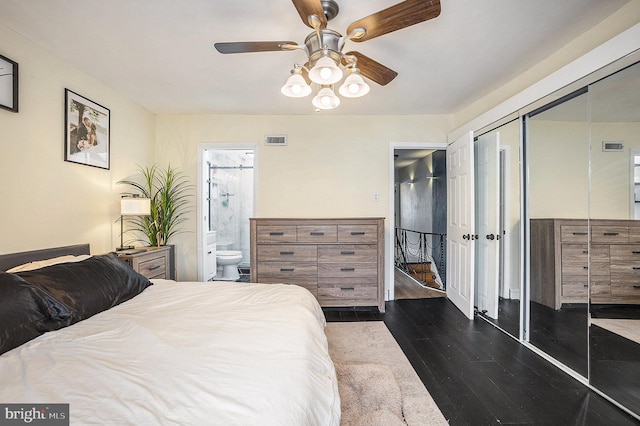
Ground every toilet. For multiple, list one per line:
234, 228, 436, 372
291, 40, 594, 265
216, 250, 243, 281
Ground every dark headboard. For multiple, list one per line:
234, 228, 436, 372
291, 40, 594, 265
0, 244, 91, 271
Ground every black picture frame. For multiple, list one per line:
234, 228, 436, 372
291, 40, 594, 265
0, 54, 18, 113
64, 89, 110, 170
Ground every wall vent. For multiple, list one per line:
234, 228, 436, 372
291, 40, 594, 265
264, 135, 287, 146
602, 141, 624, 152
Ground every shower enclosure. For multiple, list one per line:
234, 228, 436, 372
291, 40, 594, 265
206, 149, 254, 271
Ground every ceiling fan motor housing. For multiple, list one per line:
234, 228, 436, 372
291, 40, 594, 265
321, 0, 340, 21
305, 29, 342, 66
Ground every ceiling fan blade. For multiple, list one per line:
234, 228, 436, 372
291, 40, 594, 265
292, 0, 327, 29
347, 0, 441, 42
214, 41, 298, 54
343, 51, 398, 86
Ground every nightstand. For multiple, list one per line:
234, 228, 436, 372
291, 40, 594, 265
117, 246, 171, 280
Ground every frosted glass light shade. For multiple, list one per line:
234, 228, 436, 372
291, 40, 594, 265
312, 87, 340, 110
338, 70, 370, 98
308, 56, 343, 85
281, 71, 312, 98
121, 197, 151, 216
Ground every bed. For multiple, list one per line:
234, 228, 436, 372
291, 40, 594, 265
0, 245, 340, 425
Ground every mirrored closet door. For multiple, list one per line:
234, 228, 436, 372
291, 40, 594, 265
588, 59, 640, 417
521, 51, 640, 417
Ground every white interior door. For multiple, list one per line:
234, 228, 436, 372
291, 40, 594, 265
475, 132, 500, 319
446, 131, 475, 319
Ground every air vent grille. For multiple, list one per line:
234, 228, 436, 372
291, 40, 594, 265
265, 135, 287, 146
602, 141, 624, 152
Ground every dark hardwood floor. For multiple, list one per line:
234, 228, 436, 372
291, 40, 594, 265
323, 298, 640, 425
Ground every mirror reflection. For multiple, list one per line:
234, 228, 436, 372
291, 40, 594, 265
526, 88, 590, 377
588, 60, 640, 416
475, 119, 521, 338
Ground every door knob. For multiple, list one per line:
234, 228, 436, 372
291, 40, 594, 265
486, 234, 495, 240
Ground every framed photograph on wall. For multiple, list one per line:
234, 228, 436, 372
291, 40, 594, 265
0, 54, 18, 113
64, 89, 110, 170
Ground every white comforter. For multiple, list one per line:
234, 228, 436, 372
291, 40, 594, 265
0, 280, 341, 425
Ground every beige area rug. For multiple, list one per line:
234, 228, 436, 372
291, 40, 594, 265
591, 318, 640, 344
325, 321, 448, 426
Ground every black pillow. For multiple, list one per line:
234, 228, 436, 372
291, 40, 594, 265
0, 272, 72, 355
16, 253, 152, 325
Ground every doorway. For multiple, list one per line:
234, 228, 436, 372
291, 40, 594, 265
390, 142, 448, 301
197, 144, 257, 282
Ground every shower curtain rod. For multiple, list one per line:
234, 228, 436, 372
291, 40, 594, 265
208, 164, 254, 170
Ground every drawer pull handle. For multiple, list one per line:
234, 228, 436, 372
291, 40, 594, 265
351, 232, 366, 236
633, 267, 640, 270
582, 250, 588, 254
634, 286, 640, 289
269, 232, 284, 236
341, 268, 355, 272
633, 251, 640, 254
280, 251, 294, 255
148, 265, 161, 270
341, 287, 355, 291
310, 232, 325, 236
573, 232, 588, 235
604, 232, 619, 236
341, 251, 356, 255
584, 284, 588, 288
583, 266, 588, 270
280, 268, 294, 272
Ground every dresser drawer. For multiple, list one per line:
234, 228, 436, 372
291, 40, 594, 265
318, 263, 378, 278
256, 226, 297, 243
338, 225, 378, 243
610, 281, 640, 298
628, 226, 640, 243
562, 283, 588, 298
610, 262, 640, 280
138, 255, 167, 279
610, 244, 640, 262
317, 280, 378, 305
297, 225, 337, 243
318, 245, 377, 263
561, 226, 588, 243
591, 226, 628, 243
256, 262, 317, 281
257, 245, 317, 262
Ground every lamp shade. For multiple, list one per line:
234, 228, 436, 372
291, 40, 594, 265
312, 86, 340, 110
308, 55, 343, 85
121, 197, 151, 216
338, 69, 370, 98
281, 70, 312, 98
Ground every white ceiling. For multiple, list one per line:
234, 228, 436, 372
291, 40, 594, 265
0, 0, 630, 115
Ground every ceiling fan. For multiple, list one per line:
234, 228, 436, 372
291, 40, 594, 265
214, 0, 441, 110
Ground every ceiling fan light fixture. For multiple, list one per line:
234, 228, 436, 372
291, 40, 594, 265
338, 68, 370, 98
309, 55, 343, 85
281, 68, 312, 98
312, 86, 340, 110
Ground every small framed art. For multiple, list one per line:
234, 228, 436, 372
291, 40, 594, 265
64, 89, 110, 169
0, 54, 18, 112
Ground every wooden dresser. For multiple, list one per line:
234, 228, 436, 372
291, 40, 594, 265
531, 219, 640, 309
250, 218, 385, 312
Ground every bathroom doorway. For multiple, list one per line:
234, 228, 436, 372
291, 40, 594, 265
197, 144, 256, 281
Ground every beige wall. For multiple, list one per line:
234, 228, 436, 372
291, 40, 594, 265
0, 24, 156, 256
155, 114, 453, 280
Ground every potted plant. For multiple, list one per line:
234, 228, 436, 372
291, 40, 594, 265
118, 164, 192, 247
